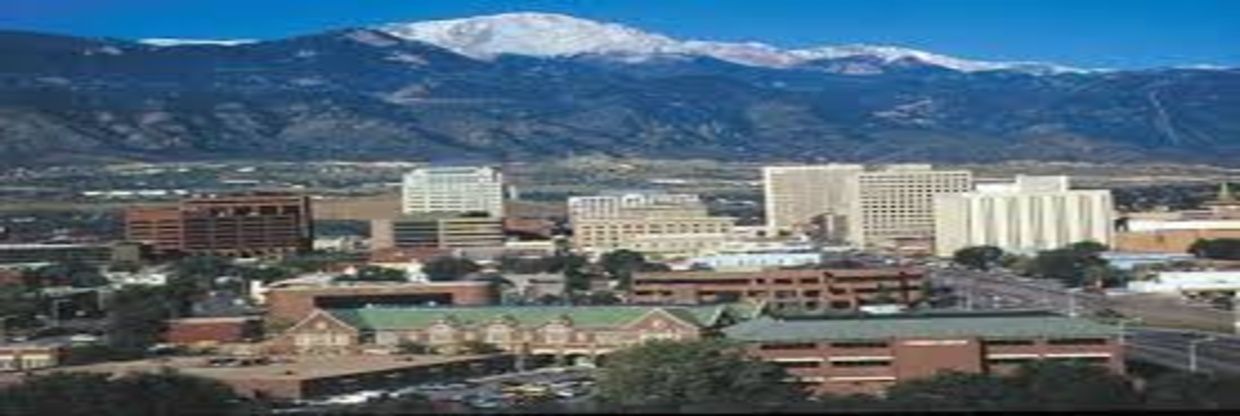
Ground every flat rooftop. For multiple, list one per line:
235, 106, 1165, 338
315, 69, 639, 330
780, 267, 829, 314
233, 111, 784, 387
724, 311, 1119, 342
27, 354, 493, 382
635, 267, 924, 279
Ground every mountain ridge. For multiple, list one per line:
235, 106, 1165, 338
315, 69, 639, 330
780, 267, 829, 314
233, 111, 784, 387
0, 14, 1237, 167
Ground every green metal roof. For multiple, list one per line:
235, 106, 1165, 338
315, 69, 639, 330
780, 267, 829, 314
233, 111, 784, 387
326, 303, 756, 331
722, 313, 1120, 342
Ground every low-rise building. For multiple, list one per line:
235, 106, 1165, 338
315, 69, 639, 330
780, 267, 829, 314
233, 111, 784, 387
262, 281, 499, 324
1127, 271, 1240, 296
0, 342, 67, 372
0, 242, 141, 266
630, 268, 925, 312
371, 214, 505, 250
165, 316, 264, 346
723, 311, 1122, 395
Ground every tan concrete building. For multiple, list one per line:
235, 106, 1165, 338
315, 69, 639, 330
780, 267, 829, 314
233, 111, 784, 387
934, 175, 1114, 257
371, 214, 505, 250
570, 192, 735, 258
630, 268, 925, 311
848, 165, 972, 247
762, 165, 864, 237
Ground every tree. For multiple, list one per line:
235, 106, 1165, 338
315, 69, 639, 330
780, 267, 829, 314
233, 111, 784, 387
599, 250, 662, 289
1026, 242, 1111, 287
595, 340, 803, 412
0, 284, 41, 329
1188, 238, 1240, 260
0, 370, 243, 416
1009, 360, 1140, 411
29, 260, 107, 288
339, 266, 407, 282
112, 369, 243, 415
885, 371, 1026, 411
952, 246, 1004, 270
0, 372, 118, 416
107, 286, 175, 354
421, 257, 481, 282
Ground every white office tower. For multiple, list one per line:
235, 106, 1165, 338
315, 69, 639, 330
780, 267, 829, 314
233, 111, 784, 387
762, 164, 864, 236
848, 165, 973, 247
401, 166, 505, 217
933, 175, 1114, 257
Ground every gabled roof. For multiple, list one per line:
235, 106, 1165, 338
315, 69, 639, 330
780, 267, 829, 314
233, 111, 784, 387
324, 303, 754, 331
723, 312, 1119, 342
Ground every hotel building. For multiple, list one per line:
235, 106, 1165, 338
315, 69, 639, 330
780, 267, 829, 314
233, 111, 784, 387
848, 165, 973, 248
401, 166, 505, 218
570, 192, 735, 258
933, 175, 1114, 257
762, 165, 864, 237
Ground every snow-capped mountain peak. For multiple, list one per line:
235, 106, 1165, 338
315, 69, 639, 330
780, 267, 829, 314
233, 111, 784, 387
139, 38, 256, 47
377, 12, 1095, 74
379, 12, 679, 59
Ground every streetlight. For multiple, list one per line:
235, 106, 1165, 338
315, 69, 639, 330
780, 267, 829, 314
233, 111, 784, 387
1067, 288, 1083, 318
1117, 317, 1142, 346
1188, 336, 1216, 373
49, 298, 70, 328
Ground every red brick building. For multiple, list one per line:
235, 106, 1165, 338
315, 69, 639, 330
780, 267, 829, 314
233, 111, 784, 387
165, 316, 263, 345
263, 281, 499, 324
630, 268, 925, 311
125, 194, 313, 258
723, 311, 1123, 395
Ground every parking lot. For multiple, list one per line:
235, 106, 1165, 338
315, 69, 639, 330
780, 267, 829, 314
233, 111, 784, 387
286, 366, 597, 411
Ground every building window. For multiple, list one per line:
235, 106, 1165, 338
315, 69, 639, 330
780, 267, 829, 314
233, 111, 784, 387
830, 341, 889, 349
429, 325, 455, 345
1047, 338, 1108, 345
543, 325, 570, 344
759, 342, 818, 350
830, 359, 891, 367
984, 339, 1036, 346
486, 325, 511, 344
774, 361, 821, 369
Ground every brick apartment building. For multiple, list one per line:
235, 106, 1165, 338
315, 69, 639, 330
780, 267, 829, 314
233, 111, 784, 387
263, 281, 499, 324
723, 311, 1122, 395
164, 316, 264, 345
125, 194, 313, 258
272, 302, 761, 359
630, 268, 925, 311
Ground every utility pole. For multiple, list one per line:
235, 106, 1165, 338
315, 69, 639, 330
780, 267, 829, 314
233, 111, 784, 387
1189, 336, 1216, 373
1118, 317, 1142, 346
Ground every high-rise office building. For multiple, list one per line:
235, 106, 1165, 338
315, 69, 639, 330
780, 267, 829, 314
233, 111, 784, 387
848, 165, 973, 247
125, 194, 313, 258
933, 175, 1114, 257
762, 165, 864, 236
401, 166, 504, 217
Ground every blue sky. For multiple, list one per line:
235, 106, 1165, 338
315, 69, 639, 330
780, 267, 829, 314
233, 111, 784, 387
2, 0, 1237, 69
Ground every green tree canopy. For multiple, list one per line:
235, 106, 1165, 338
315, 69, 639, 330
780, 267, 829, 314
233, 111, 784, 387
106, 285, 175, 354
0, 370, 243, 416
595, 339, 803, 412
1009, 360, 1140, 411
1188, 238, 1240, 260
422, 257, 481, 282
952, 246, 1005, 270
885, 371, 1026, 411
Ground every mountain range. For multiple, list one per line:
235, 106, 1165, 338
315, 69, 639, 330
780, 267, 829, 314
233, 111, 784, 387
0, 12, 1237, 166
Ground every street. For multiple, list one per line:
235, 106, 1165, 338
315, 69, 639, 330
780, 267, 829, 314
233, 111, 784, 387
930, 266, 1240, 376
